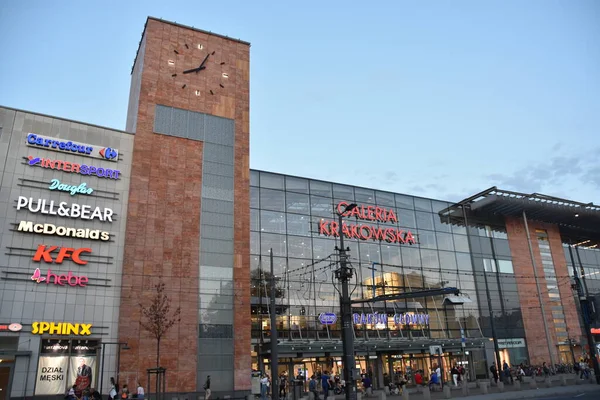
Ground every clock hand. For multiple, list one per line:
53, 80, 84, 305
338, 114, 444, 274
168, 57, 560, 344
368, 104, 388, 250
198, 53, 210, 69
183, 67, 201, 74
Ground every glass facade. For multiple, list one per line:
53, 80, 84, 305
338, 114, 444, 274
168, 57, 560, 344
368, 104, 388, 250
249, 170, 528, 379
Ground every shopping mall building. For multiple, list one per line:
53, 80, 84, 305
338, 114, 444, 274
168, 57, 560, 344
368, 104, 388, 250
1, 17, 599, 400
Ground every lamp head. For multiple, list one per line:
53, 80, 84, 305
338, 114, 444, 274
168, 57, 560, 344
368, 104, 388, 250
344, 203, 358, 213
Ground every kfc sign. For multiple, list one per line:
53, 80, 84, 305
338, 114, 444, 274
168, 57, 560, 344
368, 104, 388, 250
33, 245, 91, 265
319, 202, 417, 245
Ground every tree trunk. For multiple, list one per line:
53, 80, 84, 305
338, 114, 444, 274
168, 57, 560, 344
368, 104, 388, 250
157, 337, 160, 367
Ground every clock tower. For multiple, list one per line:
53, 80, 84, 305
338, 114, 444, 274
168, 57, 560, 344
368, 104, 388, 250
119, 17, 250, 394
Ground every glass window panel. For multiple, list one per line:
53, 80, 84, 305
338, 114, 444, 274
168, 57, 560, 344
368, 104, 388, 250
436, 232, 454, 251
250, 170, 259, 187
260, 188, 285, 211
421, 249, 439, 269
492, 228, 508, 239
260, 210, 286, 234
453, 235, 470, 253
251, 208, 259, 231
310, 195, 334, 217
285, 176, 309, 194
397, 208, 416, 228
497, 260, 514, 274
395, 194, 414, 209
452, 224, 467, 235
416, 211, 434, 230
355, 187, 375, 204
251, 186, 259, 209
286, 213, 311, 236
431, 200, 449, 213
312, 237, 336, 259
456, 253, 473, 271
260, 172, 284, 189
333, 184, 354, 200
402, 246, 421, 268
439, 251, 458, 270
286, 192, 310, 214
287, 236, 313, 259
414, 198, 432, 212
261, 233, 287, 257
434, 214, 452, 233
251, 232, 260, 255
358, 242, 381, 264
381, 244, 402, 265
375, 191, 395, 206
483, 259, 496, 273
310, 180, 332, 197
418, 230, 437, 249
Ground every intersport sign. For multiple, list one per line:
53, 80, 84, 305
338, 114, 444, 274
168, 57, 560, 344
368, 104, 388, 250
17, 221, 110, 241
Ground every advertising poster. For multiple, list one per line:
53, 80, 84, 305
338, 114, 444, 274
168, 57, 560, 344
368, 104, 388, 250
68, 356, 96, 395
35, 356, 69, 395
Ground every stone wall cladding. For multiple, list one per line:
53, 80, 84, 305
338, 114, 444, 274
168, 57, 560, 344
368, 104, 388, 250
119, 18, 250, 393
505, 216, 581, 365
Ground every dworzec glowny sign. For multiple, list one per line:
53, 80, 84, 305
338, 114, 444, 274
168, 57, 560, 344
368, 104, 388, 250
26, 133, 119, 161
31, 322, 92, 336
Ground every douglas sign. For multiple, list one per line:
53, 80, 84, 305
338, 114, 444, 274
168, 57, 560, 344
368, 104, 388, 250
319, 201, 417, 245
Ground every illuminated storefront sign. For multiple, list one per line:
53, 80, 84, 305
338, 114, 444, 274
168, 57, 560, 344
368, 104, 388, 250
33, 245, 92, 265
49, 179, 94, 196
26, 133, 119, 161
28, 156, 121, 179
319, 201, 417, 245
31, 268, 89, 287
353, 312, 430, 325
497, 338, 526, 349
16, 196, 114, 221
0, 323, 23, 332
590, 328, 600, 334
32, 322, 92, 335
319, 313, 338, 325
17, 221, 110, 241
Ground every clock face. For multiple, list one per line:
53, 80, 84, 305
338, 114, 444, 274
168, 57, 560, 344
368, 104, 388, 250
168, 43, 228, 96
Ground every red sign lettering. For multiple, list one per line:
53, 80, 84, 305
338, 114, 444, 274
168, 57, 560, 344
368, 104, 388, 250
32, 245, 91, 265
320, 202, 417, 245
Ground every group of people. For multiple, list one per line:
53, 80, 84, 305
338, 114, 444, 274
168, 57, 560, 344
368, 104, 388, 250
64, 377, 144, 400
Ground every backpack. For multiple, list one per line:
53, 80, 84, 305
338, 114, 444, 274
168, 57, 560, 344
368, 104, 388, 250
309, 380, 316, 391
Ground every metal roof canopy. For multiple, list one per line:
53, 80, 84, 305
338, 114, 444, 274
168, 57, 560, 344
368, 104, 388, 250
439, 187, 600, 246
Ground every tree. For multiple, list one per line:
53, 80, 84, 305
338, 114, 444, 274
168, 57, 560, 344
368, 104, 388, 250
140, 281, 181, 367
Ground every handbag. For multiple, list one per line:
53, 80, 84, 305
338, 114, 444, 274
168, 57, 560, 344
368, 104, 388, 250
110, 388, 117, 398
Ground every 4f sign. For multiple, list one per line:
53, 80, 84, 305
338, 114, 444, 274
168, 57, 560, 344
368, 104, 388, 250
26, 133, 119, 162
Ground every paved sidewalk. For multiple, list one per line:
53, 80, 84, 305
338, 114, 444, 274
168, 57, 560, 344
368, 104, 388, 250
381, 383, 600, 399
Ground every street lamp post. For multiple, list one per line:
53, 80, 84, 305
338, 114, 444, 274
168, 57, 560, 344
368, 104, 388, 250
99, 342, 130, 398
335, 203, 358, 400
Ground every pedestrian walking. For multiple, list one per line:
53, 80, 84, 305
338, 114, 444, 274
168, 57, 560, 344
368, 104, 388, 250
137, 382, 145, 400
309, 375, 320, 400
204, 375, 211, 400
490, 362, 499, 384
451, 365, 459, 386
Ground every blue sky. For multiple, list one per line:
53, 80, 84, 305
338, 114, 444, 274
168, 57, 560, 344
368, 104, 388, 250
1, 0, 599, 203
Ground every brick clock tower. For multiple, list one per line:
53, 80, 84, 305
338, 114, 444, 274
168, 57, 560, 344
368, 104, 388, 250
119, 17, 250, 394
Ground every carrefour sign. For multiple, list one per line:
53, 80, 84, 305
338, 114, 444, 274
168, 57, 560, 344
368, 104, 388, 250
26, 133, 119, 162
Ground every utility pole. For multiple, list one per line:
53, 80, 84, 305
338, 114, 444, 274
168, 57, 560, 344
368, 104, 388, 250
568, 245, 600, 384
335, 203, 358, 400
270, 249, 280, 397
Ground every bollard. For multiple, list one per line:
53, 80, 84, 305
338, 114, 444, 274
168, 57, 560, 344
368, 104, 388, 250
480, 382, 488, 394
247, 395, 254, 400
497, 382, 504, 393
513, 381, 521, 391
421, 387, 431, 400
529, 379, 537, 390
384, 386, 390, 395
461, 384, 469, 396
377, 390, 386, 400
545, 378, 552, 388
357, 392, 362, 400
443, 385, 451, 399
401, 388, 410, 400
560, 375, 567, 386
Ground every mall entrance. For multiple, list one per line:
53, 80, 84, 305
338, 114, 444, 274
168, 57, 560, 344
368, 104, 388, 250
0, 357, 14, 400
